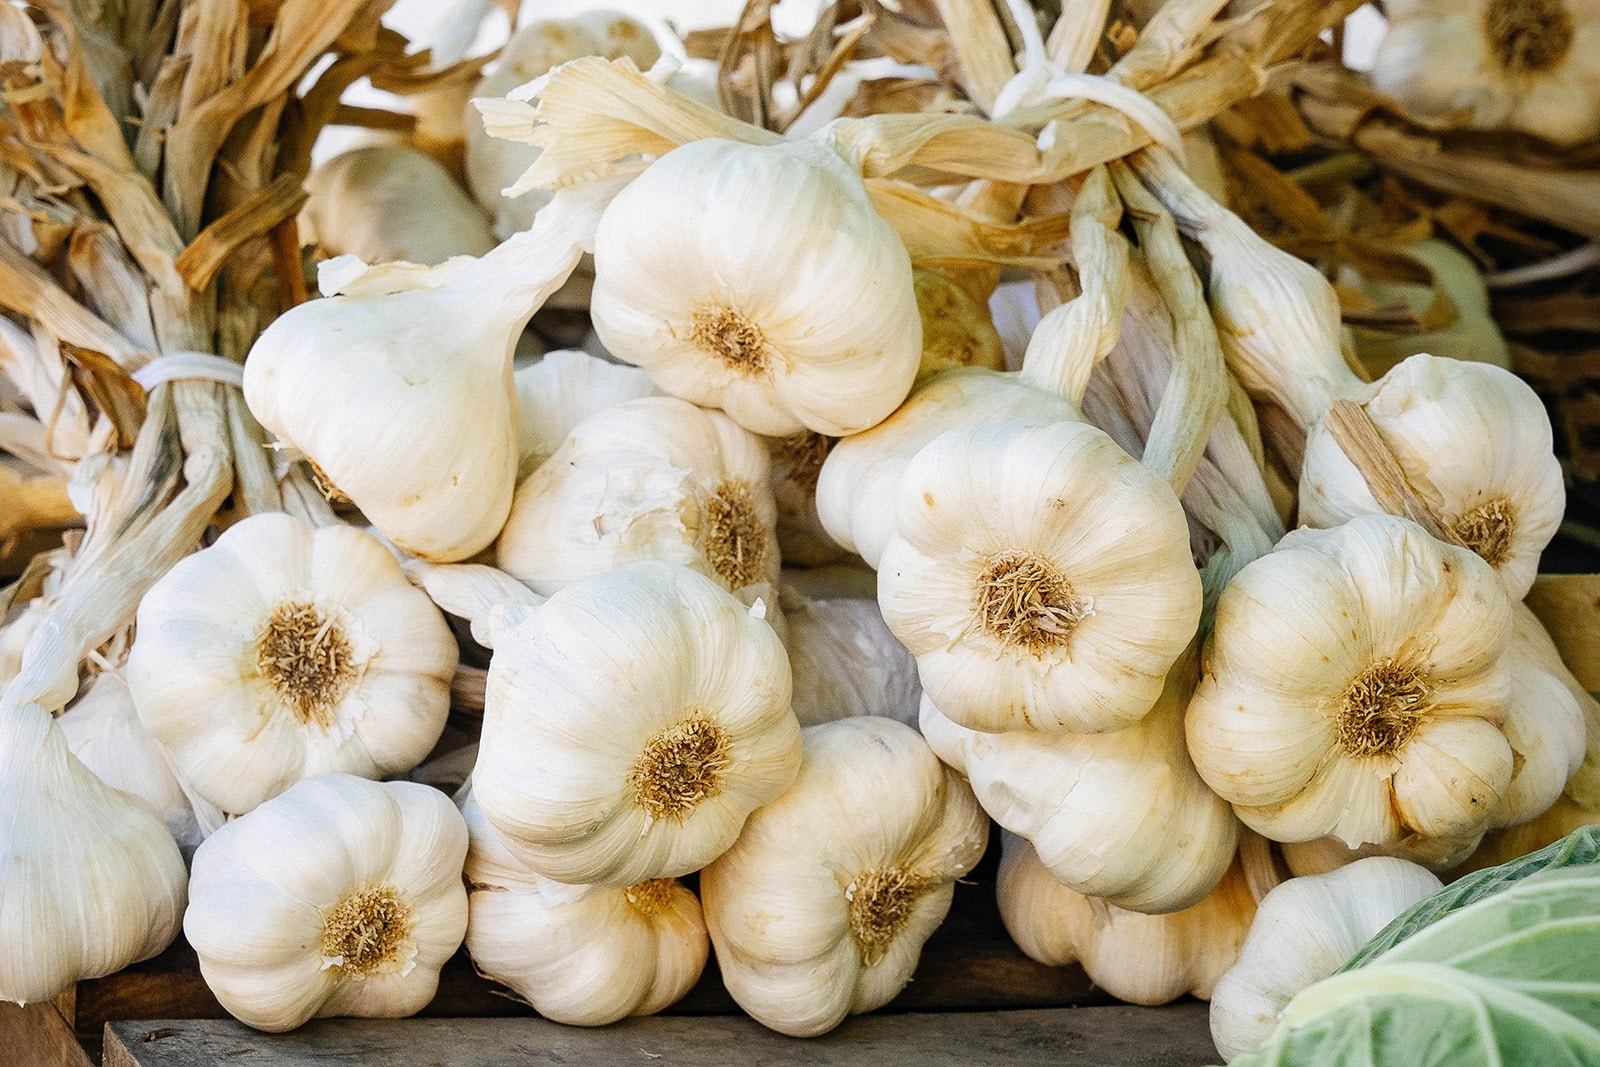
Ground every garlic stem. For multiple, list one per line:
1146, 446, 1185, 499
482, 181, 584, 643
399, 558, 544, 652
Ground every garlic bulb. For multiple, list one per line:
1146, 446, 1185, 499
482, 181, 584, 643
495, 397, 783, 631
0, 701, 187, 1003
1348, 239, 1510, 379
184, 774, 469, 1032
128, 512, 457, 815
1490, 602, 1587, 830
879, 418, 1201, 734
782, 586, 920, 728
1372, 0, 1600, 146
301, 145, 494, 267
473, 561, 801, 886
1208, 857, 1443, 1060
460, 792, 707, 1025
244, 185, 607, 561
59, 671, 214, 852
701, 717, 987, 1038
590, 137, 921, 438
1188, 515, 1514, 850
464, 13, 660, 239
997, 832, 1261, 1006
914, 268, 1008, 377
512, 349, 655, 479
768, 431, 846, 568
920, 646, 1238, 913
1279, 830, 1483, 877
1299, 355, 1563, 600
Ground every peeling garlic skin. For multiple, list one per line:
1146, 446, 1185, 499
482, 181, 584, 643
1373, 0, 1600, 146
878, 419, 1201, 735
127, 513, 458, 816
1187, 514, 1515, 851
590, 137, 922, 438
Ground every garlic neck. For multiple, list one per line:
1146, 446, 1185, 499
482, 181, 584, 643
1485, 0, 1574, 76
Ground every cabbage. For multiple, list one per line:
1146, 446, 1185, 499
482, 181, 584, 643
1225, 828, 1600, 1066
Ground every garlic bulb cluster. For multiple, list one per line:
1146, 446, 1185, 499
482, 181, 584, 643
1188, 515, 1514, 851
997, 832, 1263, 1006
129, 512, 457, 815
591, 137, 922, 438
1372, 0, 1600, 146
460, 793, 707, 1025
301, 145, 494, 267
1208, 857, 1443, 1060
512, 349, 655, 478
0, 701, 187, 1004
880, 418, 1201, 735
472, 561, 801, 886
701, 717, 987, 1037
184, 774, 469, 1032
783, 587, 920, 728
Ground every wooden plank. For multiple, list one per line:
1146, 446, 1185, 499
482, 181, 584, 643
103, 1004, 1218, 1067
0, 1000, 95, 1067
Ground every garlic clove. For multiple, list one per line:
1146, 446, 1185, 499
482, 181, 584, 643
512, 349, 655, 479
1491, 603, 1589, 828
1390, 717, 1518, 839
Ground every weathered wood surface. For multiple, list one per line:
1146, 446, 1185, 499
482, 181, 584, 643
0, 1000, 95, 1067
102, 1004, 1218, 1067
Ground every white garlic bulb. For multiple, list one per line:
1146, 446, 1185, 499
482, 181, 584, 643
496, 396, 784, 631
997, 832, 1262, 1006
879, 419, 1201, 735
1372, 0, 1600, 146
301, 145, 494, 267
919, 646, 1238, 913
460, 792, 707, 1025
59, 671, 214, 852
128, 512, 457, 815
701, 717, 987, 1037
0, 701, 187, 1003
1299, 354, 1565, 600
782, 586, 920, 728
590, 137, 921, 438
512, 349, 655, 478
244, 186, 605, 561
1490, 602, 1587, 830
1188, 515, 1515, 850
184, 774, 469, 1032
473, 561, 801, 886
1208, 857, 1442, 1060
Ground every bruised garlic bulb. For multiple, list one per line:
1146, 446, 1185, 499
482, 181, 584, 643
460, 792, 707, 1025
782, 586, 920, 728
1299, 354, 1564, 600
591, 137, 921, 437
879, 419, 1201, 735
512, 349, 654, 478
1188, 515, 1514, 850
244, 186, 605, 561
495, 397, 782, 625
1373, 0, 1600, 146
0, 701, 187, 1003
1208, 857, 1442, 1060
997, 832, 1262, 1005
701, 717, 987, 1037
920, 646, 1238, 913
473, 562, 801, 886
184, 774, 468, 1032
128, 512, 457, 815
301, 145, 494, 267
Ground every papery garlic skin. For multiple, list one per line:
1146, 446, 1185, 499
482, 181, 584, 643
783, 587, 920, 728
496, 397, 784, 632
879, 419, 1201, 734
128, 513, 457, 815
1300, 354, 1564, 600
473, 561, 801, 887
1188, 515, 1515, 850
0, 702, 187, 1004
816, 368, 1081, 568
591, 137, 921, 438
701, 717, 987, 1038
301, 145, 494, 267
1208, 857, 1442, 1060
997, 833, 1258, 1005
920, 648, 1238, 913
1372, 0, 1600, 146
184, 774, 469, 1033
512, 349, 654, 478
460, 793, 707, 1025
